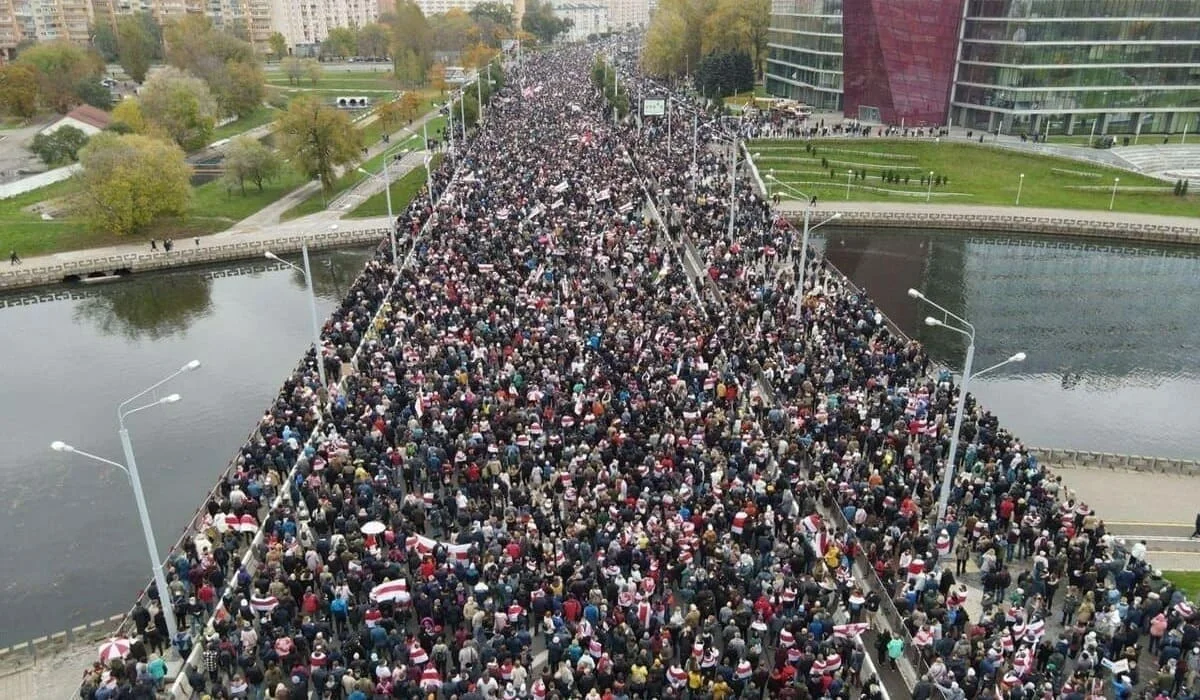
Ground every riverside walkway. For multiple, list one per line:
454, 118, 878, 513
24, 44, 1200, 700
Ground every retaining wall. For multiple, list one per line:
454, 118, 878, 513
1027, 447, 1200, 475
0, 226, 390, 292
786, 209, 1200, 247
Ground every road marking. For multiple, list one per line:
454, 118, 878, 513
1105, 521, 1192, 527
1116, 535, 1198, 542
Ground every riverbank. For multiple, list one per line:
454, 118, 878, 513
0, 218, 391, 291
775, 200, 1200, 246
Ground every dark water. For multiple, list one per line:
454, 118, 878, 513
817, 229, 1200, 461
0, 247, 375, 646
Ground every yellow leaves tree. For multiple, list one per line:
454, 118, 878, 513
275, 95, 363, 192
642, 0, 715, 77
462, 43, 496, 72
701, 0, 770, 77
73, 133, 192, 235
428, 63, 447, 95
110, 98, 148, 133
396, 91, 423, 122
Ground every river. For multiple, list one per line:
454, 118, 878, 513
0, 231, 1197, 646
0, 247, 375, 647
818, 228, 1200, 462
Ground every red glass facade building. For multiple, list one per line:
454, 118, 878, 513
841, 0, 964, 126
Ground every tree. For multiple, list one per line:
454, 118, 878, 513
16, 41, 105, 113
428, 63, 447, 95
281, 56, 304, 85
522, 0, 569, 44
303, 59, 323, 86
117, 14, 159, 83
376, 99, 403, 133
693, 50, 755, 98
225, 61, 266, 118
356, 23, 390, 59
223, 135, 281, 194
30, 125, 90, 165
387, 0, 433, 86
469, 2, 513, 47
0, 63, 39, 119
321, 27, 357, 59
139, 67, 218, 150
73, 132, 191, 236
702, 0, 769, 76
164, 15, 261, 117
75, 78, 114, 109
396, 91, 422, 122
92, 22, 119, 62
462, 43, 496, 72
642, 0, 716, 77
275, 95, 362, 192
110, 98, 148, 133
268, 32, 288, 61
430, 8, 479, 53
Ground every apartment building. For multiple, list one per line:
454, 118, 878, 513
606, 0, 647, 30
551, 2, 607, 42
269, 0, 379, 54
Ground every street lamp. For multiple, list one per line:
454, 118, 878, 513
793, 209, 842, 311
1109, 177, 1120, 211
357, 152, 405, 263
909, 288, 1026, 527
50, 361, 201, 647
846, 170, 854, 200
926, 171, 935, 203
1016, 173, 1025, 206
265, 243, 328, 390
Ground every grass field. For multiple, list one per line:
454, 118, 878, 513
210, 106, 280, 142
348, 153, 444, 218
754, 139, 1200, 217
1165, 571, 1200, 599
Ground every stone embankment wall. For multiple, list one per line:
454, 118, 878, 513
1029, 447, 1200, 475
0, 227, 390, 292
792, 209, 1200, 246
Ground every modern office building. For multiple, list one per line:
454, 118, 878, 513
951, 0, 1200, 137
764, 0, 843, 112
766, 0, 1200, 135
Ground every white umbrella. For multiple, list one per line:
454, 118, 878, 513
361, 521, 386, 535
98, 638, 131, 663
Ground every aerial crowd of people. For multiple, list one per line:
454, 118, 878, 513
79, 41, 1199, 700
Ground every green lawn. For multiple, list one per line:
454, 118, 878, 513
210, 106, 280, 143
1165, 571, 1200, 599
754, 139, 1200, 217
348, 153, 443, 218
265, 73, 400, 93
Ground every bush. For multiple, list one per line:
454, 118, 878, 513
29, 124, 90, 165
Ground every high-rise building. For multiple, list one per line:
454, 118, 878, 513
551, 1, 608, 42
842, 0, 961, 126
765, 0, 1200, 136
269, 0, 379, 53
606, 0, 647, 30
764, 0, 843, 112
413, 0, 509, 14
951, 0, 1200, 137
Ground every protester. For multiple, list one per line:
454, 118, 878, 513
77, 42, 1198, 700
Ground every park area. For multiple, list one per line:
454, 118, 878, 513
753, 139, 1200, 217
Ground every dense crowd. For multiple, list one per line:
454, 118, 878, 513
79, 41, 1199, 700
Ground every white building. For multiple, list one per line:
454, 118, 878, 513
39, 104, 112, 136
269, 0, 378, 53
605, 0, 646, 30
413, 0, 509, 14
551, 1, 606, 43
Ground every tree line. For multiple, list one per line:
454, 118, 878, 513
642, 0, 769, 98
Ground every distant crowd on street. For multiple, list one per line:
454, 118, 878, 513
78, 39, 1200, 700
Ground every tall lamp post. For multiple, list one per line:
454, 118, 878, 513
357, 149, 408, 263
1109, 177, 1120, 211
1015, 173, 1025, 206
926, 170, 936, 202
908, 288, 1026, 527
265, 240, 328, 390
50, 360, 202, 647
846, 170, 854, 200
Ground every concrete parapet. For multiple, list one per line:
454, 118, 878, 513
1029, 446, 1200, 475
0, 227, 389, 292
